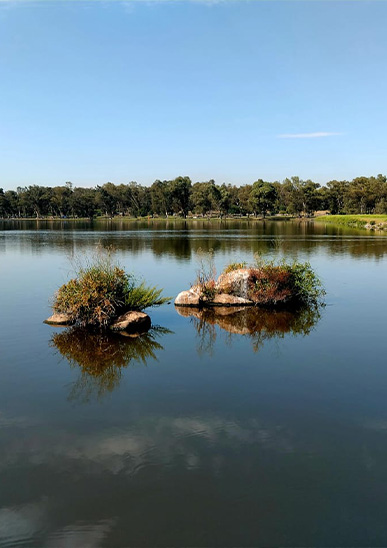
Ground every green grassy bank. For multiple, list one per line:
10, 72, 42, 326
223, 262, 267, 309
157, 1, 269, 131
314, 214, 387, 230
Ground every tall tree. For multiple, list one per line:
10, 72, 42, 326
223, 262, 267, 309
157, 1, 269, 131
170, 176, 192, 218
50, 185, 73, 217
301, 180, 321, 215
96, 183, 118, 217
150, 180, 173, 216
70, 187, 98, 219
249, 180, 277, 217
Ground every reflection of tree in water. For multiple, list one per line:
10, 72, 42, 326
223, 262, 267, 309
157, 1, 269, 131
176, 306, 321, 355
51, 327, 171, 402
3, 219, 387, 260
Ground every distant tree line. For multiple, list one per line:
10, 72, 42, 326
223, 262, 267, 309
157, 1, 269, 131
1, 174, 387, 219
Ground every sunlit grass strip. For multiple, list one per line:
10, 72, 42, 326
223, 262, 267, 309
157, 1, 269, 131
314, 214, 387, 229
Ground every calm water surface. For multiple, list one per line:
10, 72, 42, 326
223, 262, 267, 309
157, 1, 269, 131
1, 219, 387, 547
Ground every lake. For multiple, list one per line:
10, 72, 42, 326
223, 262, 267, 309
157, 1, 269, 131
1, 219, 387, 547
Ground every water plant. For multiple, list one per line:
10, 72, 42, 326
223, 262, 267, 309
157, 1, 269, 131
52, 245, 169, 328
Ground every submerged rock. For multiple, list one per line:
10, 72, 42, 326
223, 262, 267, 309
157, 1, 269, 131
110, 311, 151, 333
44, 313, 73, 326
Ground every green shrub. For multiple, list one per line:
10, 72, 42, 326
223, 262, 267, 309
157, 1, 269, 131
223, 257, 325, 308
53, 246, 169, 327
286, 261, 325, 307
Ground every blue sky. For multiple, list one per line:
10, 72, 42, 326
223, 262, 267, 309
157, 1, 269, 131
1, 0, 386, 190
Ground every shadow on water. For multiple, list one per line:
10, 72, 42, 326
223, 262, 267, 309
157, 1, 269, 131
51, 326, 171, 402
176, 305, 322, 355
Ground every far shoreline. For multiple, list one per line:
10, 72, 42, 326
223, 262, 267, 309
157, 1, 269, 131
2, 214, 387, 231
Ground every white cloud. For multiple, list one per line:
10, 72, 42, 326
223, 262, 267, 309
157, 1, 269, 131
278, 132, 343, 139
44, 520, 114, 548
0, 414, 294, 475
0, 501, 47, 544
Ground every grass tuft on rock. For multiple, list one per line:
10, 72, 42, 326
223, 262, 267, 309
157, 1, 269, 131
53, 246, 169, 328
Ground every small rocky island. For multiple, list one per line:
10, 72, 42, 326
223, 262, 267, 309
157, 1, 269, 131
175, 261, 324, 310
45, 247, 168, 334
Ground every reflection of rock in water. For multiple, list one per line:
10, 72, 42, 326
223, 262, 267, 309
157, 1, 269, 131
176, 305, 321, 354
51, 327, 171, 402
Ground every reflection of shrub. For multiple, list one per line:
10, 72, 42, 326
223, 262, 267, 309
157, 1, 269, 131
51, 327, 170, 402
180, 305, 321, 355
53, 246, 169, 327
52, 327, 166, 370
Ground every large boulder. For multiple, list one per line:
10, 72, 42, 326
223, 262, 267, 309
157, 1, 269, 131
110, 311, 151, 333
216, 268, 251, 298
175, 266, 297, 308
175, 269, 254, 308
174, 284, 202, 306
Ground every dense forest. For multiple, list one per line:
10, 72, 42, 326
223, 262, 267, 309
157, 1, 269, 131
1, 174, 387, 219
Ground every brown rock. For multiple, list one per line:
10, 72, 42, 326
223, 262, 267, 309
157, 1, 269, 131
44, 313, 73, 326
210, 293, 253, 306
110, 311, 151, 333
